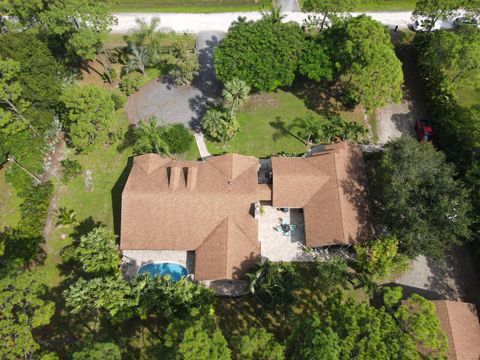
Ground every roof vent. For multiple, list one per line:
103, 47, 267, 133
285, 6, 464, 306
187, 167, 198, 191
169, 166, 181, 190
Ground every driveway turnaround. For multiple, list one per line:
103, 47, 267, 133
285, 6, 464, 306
111, 11, 457, 34
125, 31, 225, 132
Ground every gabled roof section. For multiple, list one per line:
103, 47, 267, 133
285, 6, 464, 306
433, 301, 480, 360
206, 153, 258, 182
134, 153, 171, 174
195, 218, 260, 280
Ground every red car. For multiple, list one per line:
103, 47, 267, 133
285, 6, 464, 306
415, 119, 433, 143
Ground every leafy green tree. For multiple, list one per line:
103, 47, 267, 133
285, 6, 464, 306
232, 328, 285, 360
0, 272, 55, 360
355, 236, 410, 281
327, 16, 403, 110
161, 123, 194, 154
417, 29, 480, 89
302, 0, 359, 31
222, 78, 250, 117
464, 0, 480, 20
163, 316, 231, 360
133, 117, 171, 155
74, 227, 119, 275
372, 136, 472, 258
59, 85, 116, 152
395, 294, 448, 358
413, 0, 462, 31
298, 35, 333, 82
72, 342, 121, 360
312, 255, 350, 292
246, 260, 299, 316
201, 107, 239, 142
163, 41, 199, 86
214, 16, 304, 91
0, 58, 33, 135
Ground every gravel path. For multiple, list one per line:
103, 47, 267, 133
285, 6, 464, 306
125, 31, 224, 131
111, 11, 457, 34
390, 247, 480, 304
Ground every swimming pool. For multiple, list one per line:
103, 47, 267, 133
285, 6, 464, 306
137, 262, 188, 281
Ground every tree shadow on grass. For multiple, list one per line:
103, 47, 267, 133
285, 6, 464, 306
269, 116, 306, 145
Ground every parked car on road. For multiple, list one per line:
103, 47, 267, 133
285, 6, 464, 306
453, 16, 479, 28
411, 19, 441, 32
415, 119, 433, 143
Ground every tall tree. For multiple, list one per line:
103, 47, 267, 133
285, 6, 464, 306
72, 342, 121, 360
298, 35, 334, 82
74, 227, 119, 275
464, 0, 480, 20
289, 113, 324, 146
231, 328, 285, 360
327, 15, 403, 110
59, 85, 116, 152
413, 0, 462, 31
214, 16, 304, 91
302, 0, 359, 31
133, 117, 171, 155
0, 272, 55, 360
222, 78, 250, 117
372, 136, 471, 259
125, 44, 149, 75
201, 107, 239, 142
126, 16, 164, 65
0, 59, 33, 135
163, 41, 199, 86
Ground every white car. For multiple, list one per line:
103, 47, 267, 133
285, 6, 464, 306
411, 18, 441, 32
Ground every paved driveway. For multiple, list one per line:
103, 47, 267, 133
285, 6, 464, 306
125, 31, 224, 131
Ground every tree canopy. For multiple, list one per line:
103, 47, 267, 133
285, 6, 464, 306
231, 328, 285, 360
214, 16, 304, 91
72, 342, 121, 360
59, 85, 116, 152
413, 0, 462, 31
372, 136, 471, 259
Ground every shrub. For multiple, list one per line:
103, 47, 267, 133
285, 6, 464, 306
162, 41, 199, 86
109, 91, 127, 111
162, 124, 194, 154
60, 159, 82, 184
201, 107, 239, 142
119, 74, 142, 95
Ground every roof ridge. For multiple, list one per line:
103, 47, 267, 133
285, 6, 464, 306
207, 154, 256, 182
330, 149, 346, 243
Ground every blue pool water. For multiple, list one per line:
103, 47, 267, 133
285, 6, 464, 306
137, 262, 188, 281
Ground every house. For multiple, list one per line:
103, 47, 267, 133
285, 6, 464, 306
432, 300, 480, 360
120, 142, 371, 284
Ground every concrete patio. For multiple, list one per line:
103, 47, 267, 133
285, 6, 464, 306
258, 205, 315, 262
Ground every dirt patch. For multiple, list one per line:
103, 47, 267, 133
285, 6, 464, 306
246, 93, 279, 111
79, 60, 122, 89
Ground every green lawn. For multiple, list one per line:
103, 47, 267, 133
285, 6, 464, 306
455, 87, 480, 108
354, 0, 416, 11
112, 0, 270, 13
0, 168, 22, 230
206, 90, 366, 158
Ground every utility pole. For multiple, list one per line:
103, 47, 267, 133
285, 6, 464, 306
7, 154, 41, 185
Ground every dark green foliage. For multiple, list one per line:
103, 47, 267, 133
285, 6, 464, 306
119, 74, 142, 95
312, 256, 350, 292
109, 91, 126, 111
201, 107, 239, 142
231, 328, 285, 360
161, 123, 195, 154
18, 182, 53, 236
72, 342, 121, 360
0, 31, 64, 110
298, 35, 333, 82
214, 17, 304, 91
60, 159, 82, 184
289, 290, 448, 359
246, 260, 300, 316
372, 136, 471, 259
163, 316, 231, 360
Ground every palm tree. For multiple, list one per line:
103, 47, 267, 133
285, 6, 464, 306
322, 115, 344, 143
126, 44, 149, 75
262, 6, 285, 24
341, 121, 368, 142
222, 78, 250, 117
289, 114, 323, 146
56, 207, 78, 227
126, 17, 163, 64
133, 117, 170, 155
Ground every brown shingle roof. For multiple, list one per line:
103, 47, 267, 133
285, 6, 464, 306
432, 301, 480, 360
271, 142, 371, 247
121, 153, 260, 280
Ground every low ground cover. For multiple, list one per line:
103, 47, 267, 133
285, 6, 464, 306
456, 87, 480, 107
0, 169, 22, 230
206, 90, 368, 157
354, 0, 416, 11
112, 0, 269, 13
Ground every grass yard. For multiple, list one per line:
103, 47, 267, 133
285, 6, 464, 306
0, 168, 22, 230
354, 0, 416, 11
112, 0, 270, 13
456, 87, 480, 108
206, 90, 367, 158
